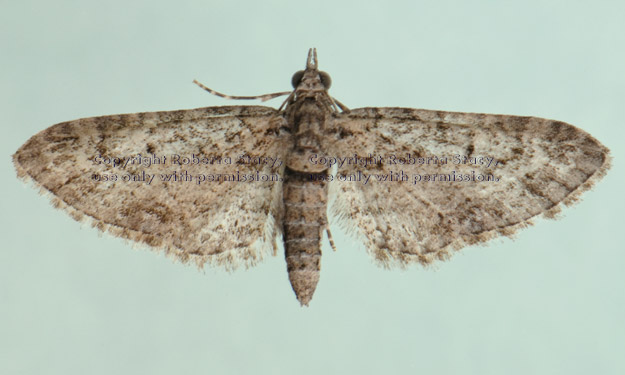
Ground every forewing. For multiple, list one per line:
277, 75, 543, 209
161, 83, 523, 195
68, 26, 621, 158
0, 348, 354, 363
14, 106, 288, 269
327, 107, 610, 267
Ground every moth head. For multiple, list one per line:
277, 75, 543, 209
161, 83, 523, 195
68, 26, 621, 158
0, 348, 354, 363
318, 71, 332, 89
290, 48, 333, 90
291, 70, 332, 89
291, 70, 305, 88
306, 47, 318, 70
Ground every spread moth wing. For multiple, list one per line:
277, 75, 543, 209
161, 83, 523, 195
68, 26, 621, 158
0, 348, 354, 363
327, 107, 610, 267
14, 105, 288, 269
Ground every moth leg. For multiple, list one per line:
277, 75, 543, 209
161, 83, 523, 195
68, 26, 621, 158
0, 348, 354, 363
269, 116, 290, 133
331, 97, 350, 113
277, 91, 296, 111
326, 227, 337, 252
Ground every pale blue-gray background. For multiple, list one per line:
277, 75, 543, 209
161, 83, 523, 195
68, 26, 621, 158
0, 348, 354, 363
1, 1, 623, 374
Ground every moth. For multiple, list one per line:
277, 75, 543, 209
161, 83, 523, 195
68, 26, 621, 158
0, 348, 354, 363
14, 48, 611, 306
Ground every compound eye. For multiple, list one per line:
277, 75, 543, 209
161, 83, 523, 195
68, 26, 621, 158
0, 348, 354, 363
319, 71, 332, 89
291, 70, 304, 88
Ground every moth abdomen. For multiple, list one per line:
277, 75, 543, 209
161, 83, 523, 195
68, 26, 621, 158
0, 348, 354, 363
283, 169, 328, 306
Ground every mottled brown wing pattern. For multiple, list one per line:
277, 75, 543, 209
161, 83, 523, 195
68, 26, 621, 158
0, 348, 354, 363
14, 105, 288, 269
13, 49, 612, 306
327, 107, 610, 267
